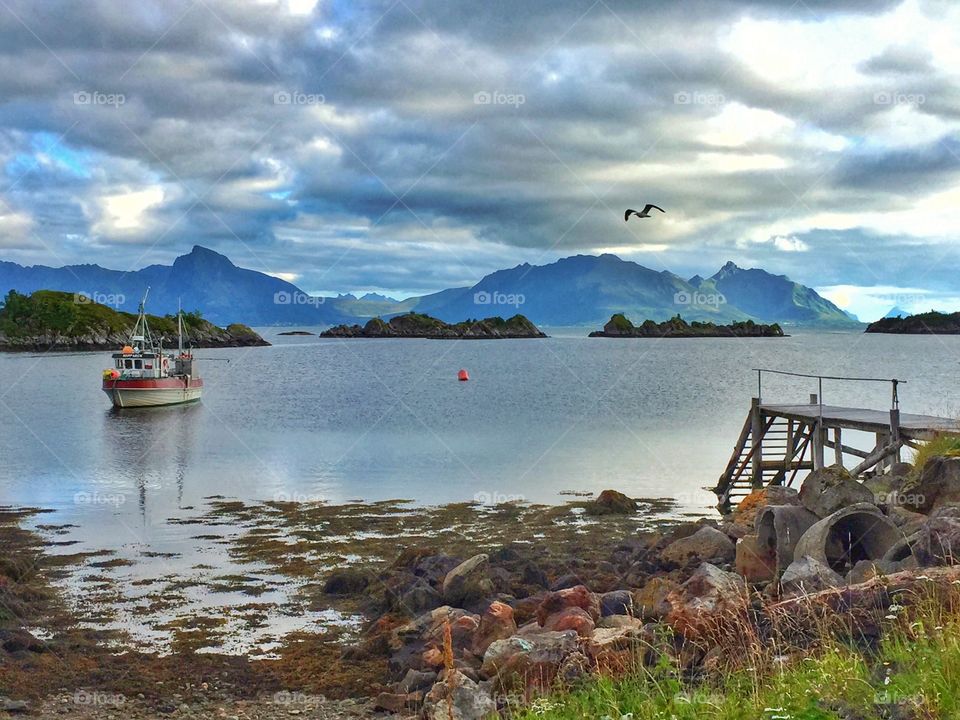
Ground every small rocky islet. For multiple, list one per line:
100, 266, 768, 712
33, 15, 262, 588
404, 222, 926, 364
8, 456, 960, 718
321, 312, 547, 339
866, 310, 960, 334
589, 313, 784, 338
0, 289, 269, 351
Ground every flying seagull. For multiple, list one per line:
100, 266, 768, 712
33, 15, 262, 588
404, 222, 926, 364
624, 204, 665, 221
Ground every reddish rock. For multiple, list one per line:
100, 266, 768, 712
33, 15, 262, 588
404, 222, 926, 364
542, 606, 595, 637
735, 533, 777, 583
585, 489, 638, 515
422, 647, 444, 668
471, 601, 517, 656
536, 585, 600, 625
633, 577, 678, 621
731, 486, 800, 529
510, 592, 547, 626
586, 625, 650, 674
374, 691, 423, 713
665, 563, 749, 640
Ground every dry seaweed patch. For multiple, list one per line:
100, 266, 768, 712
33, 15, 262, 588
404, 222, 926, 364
182, 497, 679, 599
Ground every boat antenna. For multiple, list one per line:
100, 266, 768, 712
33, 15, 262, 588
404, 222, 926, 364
132, 287, 152, 350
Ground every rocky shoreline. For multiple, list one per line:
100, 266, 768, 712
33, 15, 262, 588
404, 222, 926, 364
6, 455, 960, 718
321, 312, 546, 339
589, 313, 784, 338
0, 322, 270, 351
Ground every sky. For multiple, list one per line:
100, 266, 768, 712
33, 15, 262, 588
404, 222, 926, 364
0, 0, 958, 320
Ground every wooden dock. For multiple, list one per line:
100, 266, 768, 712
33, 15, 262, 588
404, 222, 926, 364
715, 369, 960, 512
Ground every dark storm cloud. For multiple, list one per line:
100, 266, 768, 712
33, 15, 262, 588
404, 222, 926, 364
0, 0, 956, 299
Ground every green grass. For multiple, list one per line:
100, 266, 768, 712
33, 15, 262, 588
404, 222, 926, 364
511, 593, 960, 720
908, 433, 960, 485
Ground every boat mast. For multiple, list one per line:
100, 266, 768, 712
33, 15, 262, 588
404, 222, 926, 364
131, 287, 152, 350
178, 298, 184, 356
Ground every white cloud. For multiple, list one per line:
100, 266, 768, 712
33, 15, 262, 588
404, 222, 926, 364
772, 235, 809, 252
92, 186, 165, 238
700, 103, 795, 147
816, 283, 960, 321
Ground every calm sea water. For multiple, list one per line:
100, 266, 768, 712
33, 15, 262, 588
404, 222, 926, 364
3, 328, 960, 553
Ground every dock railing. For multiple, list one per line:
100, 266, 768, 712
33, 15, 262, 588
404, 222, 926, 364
754, 368, 903, 412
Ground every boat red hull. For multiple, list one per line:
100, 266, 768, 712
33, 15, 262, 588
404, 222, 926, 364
102, 377, 203, 407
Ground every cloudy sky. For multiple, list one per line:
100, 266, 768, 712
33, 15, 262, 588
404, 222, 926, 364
0, 0, 958, 320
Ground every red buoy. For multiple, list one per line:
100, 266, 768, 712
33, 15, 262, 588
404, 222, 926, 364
458, 369, 470, 382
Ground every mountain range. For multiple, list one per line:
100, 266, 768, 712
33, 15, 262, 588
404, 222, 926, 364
0, 246, 860, 328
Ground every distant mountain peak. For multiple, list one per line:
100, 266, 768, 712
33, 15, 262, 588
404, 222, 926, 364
688, 274, 705, 287
360, 292, 398, 303
175, 245, 235, 268
716, 260, 741, 274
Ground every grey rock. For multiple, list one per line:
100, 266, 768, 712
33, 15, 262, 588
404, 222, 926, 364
442, 554, 493, 607
661, 526, 735, 566
780, 556, 844, 595
599, 590, 633, 617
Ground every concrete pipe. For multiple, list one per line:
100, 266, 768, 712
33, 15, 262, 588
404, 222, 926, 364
756, 504, 820, 571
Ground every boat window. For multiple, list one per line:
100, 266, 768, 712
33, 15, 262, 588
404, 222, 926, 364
124, 359, 133, 369
134, 360, 143, 369
116, 360, 122, 369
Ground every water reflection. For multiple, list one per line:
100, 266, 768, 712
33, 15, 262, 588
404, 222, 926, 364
103, 403, 201, 518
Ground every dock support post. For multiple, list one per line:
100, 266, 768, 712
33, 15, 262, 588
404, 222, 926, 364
890, 408, 901, 468
812, 421, 825, 471
751, 397, 763, 488
833, 428, 843, 467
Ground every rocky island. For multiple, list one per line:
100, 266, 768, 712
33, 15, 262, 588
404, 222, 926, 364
321, 312, 547, 339
589, 313, 784, 337
0, 289, 270, 351
866, 310, 960, 334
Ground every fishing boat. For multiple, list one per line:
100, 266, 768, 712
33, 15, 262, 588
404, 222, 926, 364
101, 290, 203, 408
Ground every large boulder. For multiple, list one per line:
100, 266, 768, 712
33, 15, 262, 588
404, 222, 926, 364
665, 563, 749, 639
480, 629, 579, 689
798, 465, 873, 518
792, 503, 902, 574
541, 606, 595, 637
909, 516, 960, 566
798, 465, 854, 514
422, 670, 496, 720
399, 580, 443, 614
535, 585, 600, 626
442, 554, 494, 607
779, 556, 844, 595
905, 456, 960, 514
322, 568, 369, 595
730, 486, 800, 530
756, 505, 820, 571
471, 601, 517, 656
599, 590, 634, 617
735, 534, 777, 583
633, 577, 678, 621
585, 625, 652, 673
660, 526, 735, 567
585, 489, 638, 516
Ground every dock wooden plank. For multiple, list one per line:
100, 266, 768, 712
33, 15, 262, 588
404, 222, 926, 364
760, 403, 960, 439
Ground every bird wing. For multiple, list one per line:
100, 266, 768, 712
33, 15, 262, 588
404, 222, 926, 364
643, 203, 665, 214
624, 209, 636, 221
